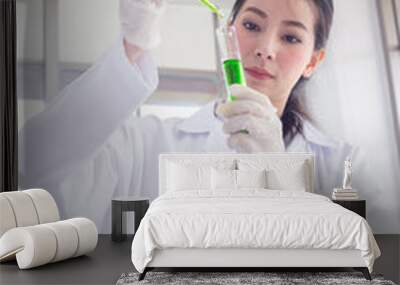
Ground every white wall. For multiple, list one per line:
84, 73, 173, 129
16, 0, 43, 61
154, 4, 216, 70
17, 0, 218, 70
305, 0, 400, 233
58, 0, 119, 64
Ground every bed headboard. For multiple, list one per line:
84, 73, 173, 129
159, 153, 315, 195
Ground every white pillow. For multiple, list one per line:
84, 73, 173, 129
211, 168, 236, 190
238, 159, 309, 191
267, 163, 307, 191
167, 162, 212, 191
236, 169, 268, 189
211, 169, 268, 190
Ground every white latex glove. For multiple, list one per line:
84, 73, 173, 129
216, 84, 285, 153
119, 0, 166, 50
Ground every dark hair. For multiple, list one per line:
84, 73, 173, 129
230, 0, 334, 144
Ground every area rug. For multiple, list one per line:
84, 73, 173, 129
116, 271, 397, 285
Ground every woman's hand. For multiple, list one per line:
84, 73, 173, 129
216, 85, 285, 153
119, 0, 166, 51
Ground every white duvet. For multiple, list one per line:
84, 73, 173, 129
131, 190, 380, 273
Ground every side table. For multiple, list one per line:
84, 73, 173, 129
332, 199, 366, 218
112, 197, 149, 242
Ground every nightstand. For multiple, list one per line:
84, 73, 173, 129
111, 197, 149, 242
332, 199, 366, 218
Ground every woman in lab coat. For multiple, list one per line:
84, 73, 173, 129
20, 0, 352, 233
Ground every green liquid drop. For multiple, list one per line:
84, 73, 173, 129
223, 59, 246, 102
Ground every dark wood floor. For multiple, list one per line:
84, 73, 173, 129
0, 235, 398, 285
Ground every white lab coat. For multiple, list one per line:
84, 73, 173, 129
19, 37, 353, 233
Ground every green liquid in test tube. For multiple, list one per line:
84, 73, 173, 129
217, 26, 249, 134
216, 26, 247, 102
223, 59, 247, 95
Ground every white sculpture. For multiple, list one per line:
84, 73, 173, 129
342, 158, 352, 190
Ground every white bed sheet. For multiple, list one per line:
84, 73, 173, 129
131, 190, 380, 273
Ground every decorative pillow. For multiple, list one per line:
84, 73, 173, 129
266, 163, 307, 191
238, 159, 309, 191
236, 169, 268, 189
211, 168, 236, 191
167, 162, 212, 191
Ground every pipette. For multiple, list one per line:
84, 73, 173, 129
199, 0, 224, 19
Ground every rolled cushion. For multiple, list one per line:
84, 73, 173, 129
24, 189, 59, 223
0, 218, 97, 269
0, 189, 59, 239
65, 218, 98, 257
0, 196, 17, 237
0, 226, 57, 268
42, 221, 79, 262
0, 191, 39, 227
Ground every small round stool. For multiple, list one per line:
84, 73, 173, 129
111, 197, 149, 242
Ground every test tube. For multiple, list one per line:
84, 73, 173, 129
216, 25, 246, 102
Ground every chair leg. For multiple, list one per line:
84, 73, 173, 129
138, 268, 147, 281
354, 267, 372, 280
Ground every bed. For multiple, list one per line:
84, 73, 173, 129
131, 153, 380, 281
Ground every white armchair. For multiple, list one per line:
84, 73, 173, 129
0, 189, 98, 269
